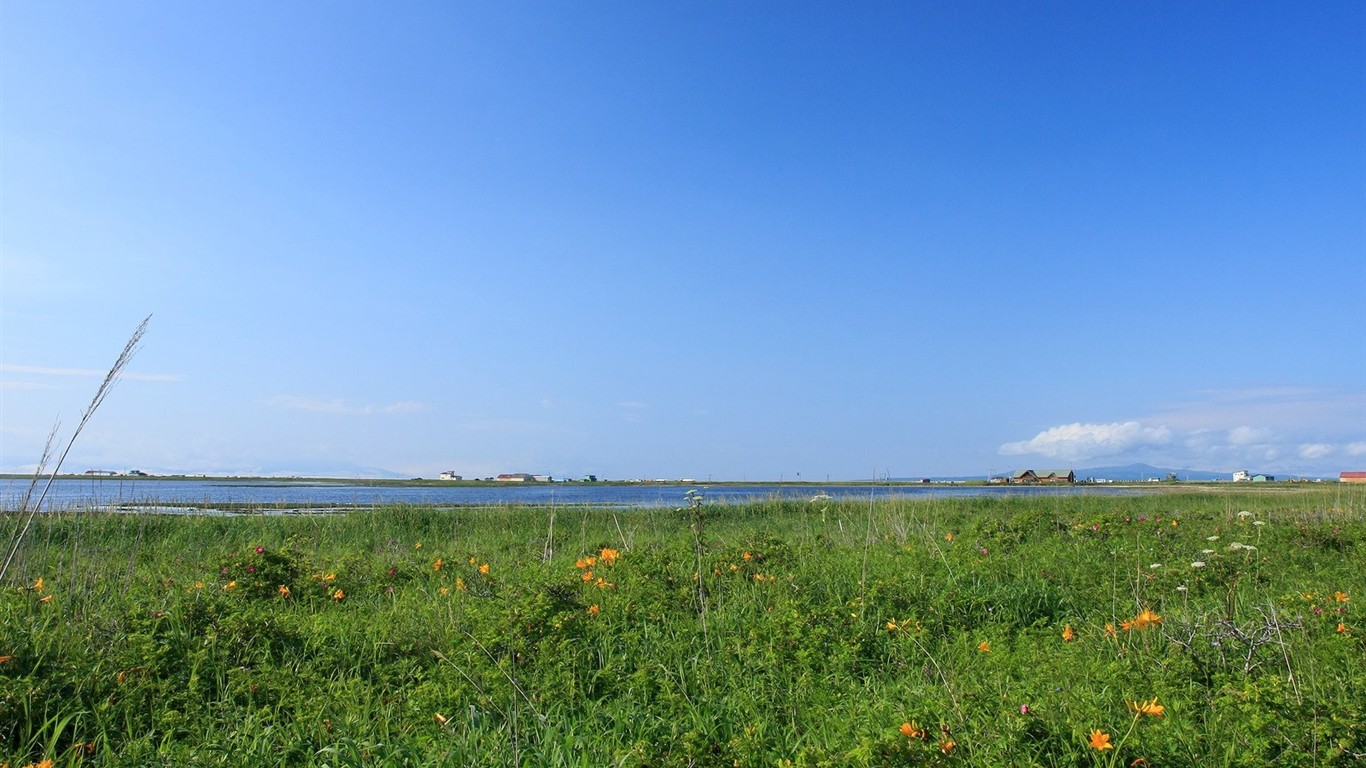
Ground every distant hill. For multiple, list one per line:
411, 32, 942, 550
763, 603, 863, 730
1073, 463, 1226, 482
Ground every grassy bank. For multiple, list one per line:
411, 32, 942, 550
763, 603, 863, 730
2, 489, 1363, 766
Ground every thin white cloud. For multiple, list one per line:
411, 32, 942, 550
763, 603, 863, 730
1149, 388, 1366, 433
1, 363, 183, 382
1298, 443, 1333, 460
461, 419, 555, 435
1346, 442, 1366, 457
265, 395, 429, 416
1000, 421, 1172, 462
0, 380, 55, 391
0, 253, 84, 298
1227, 426, 1269, 446
1193, 386, 1319, 402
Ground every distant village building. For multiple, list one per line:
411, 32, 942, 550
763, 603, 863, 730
1340, 472, 1366, 483
1251, 474, 1275, 482
495, 473, 536, 482
532, 475, 553, 482
1232, 469, 1252, 482
438, 471, 462, 481
1009, 469, 1075, 484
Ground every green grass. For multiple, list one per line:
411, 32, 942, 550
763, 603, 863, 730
2, 489, 1363, 767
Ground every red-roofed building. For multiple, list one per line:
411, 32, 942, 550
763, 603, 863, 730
1340, 471, 1366, 484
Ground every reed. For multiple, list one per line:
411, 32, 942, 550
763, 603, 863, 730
0, 316, 149, 586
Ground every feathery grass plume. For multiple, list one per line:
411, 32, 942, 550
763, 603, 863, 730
0, 315, 150, 585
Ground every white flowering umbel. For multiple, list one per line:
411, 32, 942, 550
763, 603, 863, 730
684, 488, 709, 636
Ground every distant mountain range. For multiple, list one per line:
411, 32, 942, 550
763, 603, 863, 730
1069, 463, 1228, 482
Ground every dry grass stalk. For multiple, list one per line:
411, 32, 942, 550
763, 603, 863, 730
0, 315, 150, 585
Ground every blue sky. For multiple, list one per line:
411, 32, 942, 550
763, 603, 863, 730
2, 2, 1363, 480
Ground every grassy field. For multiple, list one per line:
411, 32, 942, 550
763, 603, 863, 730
2, 488, 1362, 767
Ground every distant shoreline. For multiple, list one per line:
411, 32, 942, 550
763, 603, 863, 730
0, 473, 973, 487
0, 473, 1335, 491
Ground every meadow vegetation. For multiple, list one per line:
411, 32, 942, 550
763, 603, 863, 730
2, 488, 1362, 767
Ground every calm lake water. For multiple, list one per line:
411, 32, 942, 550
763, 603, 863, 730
1, 477, 1140, 514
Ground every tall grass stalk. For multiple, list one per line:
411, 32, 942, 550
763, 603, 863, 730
0, 315, 149, 585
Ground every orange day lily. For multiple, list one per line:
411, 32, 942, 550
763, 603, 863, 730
1088, 730, 1114, 750
899, 721, 926, 739
1127, 697, 1165, 718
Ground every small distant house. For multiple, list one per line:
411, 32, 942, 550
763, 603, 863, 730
532, 475, 552, 482
1232, 470, 1251, 482
1340, 471, 1366, 484
1010, 469, 1075, 484
495, 473, 535, 482
1252, 474, 1275, 483
438, 471, 462, 481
